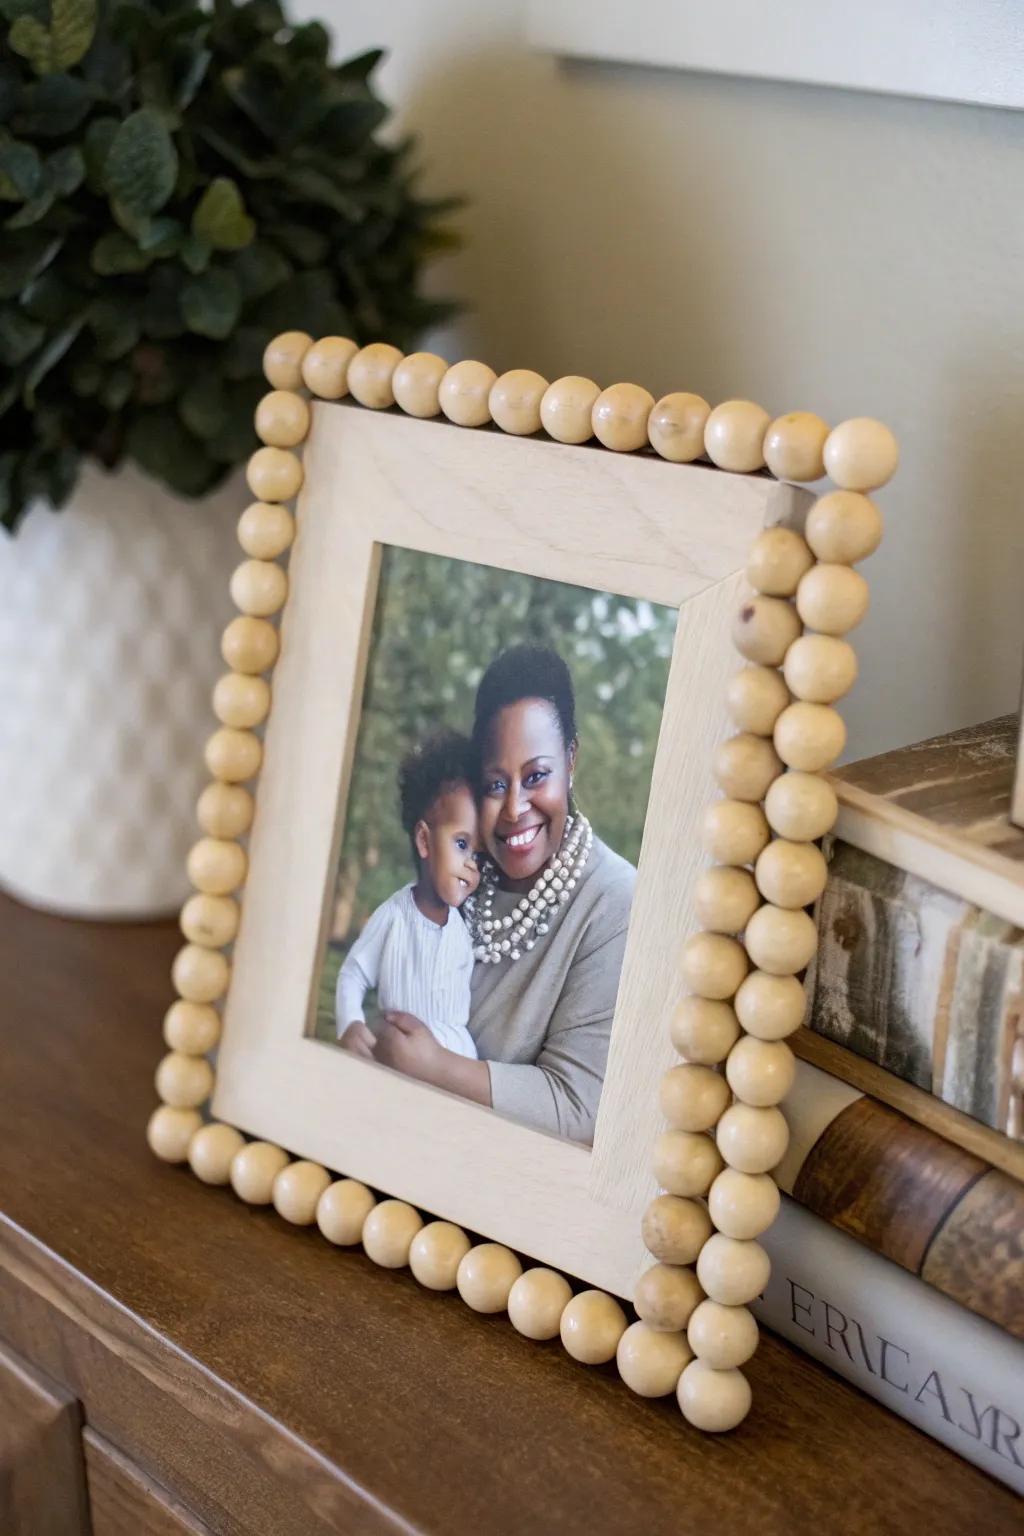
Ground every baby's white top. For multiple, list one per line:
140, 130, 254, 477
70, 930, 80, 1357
335, 885, 477, 1059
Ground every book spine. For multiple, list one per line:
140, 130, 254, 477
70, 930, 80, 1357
753, 1197, 1024, 1495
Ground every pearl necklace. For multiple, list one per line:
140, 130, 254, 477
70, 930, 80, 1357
471, 813, 593, 964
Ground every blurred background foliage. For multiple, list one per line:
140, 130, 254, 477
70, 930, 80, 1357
315, 544, 677, 1036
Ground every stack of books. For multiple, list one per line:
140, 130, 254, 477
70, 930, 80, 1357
751, 715, 1024, 1494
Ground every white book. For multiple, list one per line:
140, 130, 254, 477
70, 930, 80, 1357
753, 1196, 1024, 1495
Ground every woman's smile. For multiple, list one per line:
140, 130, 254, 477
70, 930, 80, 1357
501, 823, 544, 851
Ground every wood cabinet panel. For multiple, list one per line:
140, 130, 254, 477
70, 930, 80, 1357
85, 1429, 212, 1536
0, 1338, 89, 1536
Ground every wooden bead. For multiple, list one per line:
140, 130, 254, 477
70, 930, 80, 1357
188, 1123, 245, 1185
726, 666, 791, 736
263, 330, 312, 390
155, 1050, 213, 1109
213, 671, 271, 731
725, 1036, 795, 1107
246, 446, 303, 503
221, 616, 278, 675
489, 369, 548, 435
744, 903, 818, 975
171, 943, 229, 1003
764, 771, 837, 842
653, 1130, 724, 1197
230, 1141, 289, 1204
796, 563, 869, 635
507, 1268, 573, 1340
560, 1290, 628, 1365
680, 932, 748, 1000
701, 800, 770, 867
455, 1242, 522, 1313
408, 1221, 472, 1291
732, 595, 801, 666
196, 782, 253, 841
146, 1104, 201, 1163
688, 1301, 759, 1369
660, 1064, 731, 1132
540, 375, 600, 444
272, 1160, 331, 1225
617, 1321, 693, 1397
694, 866, 760, 934
634, 1263, 704, 1332
361, 1198, 423, 1265
205, 727, 262, 783
670, 997, 740, 1065
678, 1358, 752, 1432
733, 971, 807, 1040
755, 839, 828, 909
163, 999, 220, 1055
647, 392, 710, 463
713, 734, 783, 803
783, 634, 857, 704
704, 400, 770, 473
230, 558, 287, 618
347, 342, 403, 409
254, 389, 310, 449
708, 1168, 781, 1239
237, 501, 294, 560
805, 490, 883, 564
641, 1194, 714, 1265
300, 336, 357, 399
591, 382, 655, 452
774, 702, 846, 772
187, 836, 247, 895
439, 360, 497, 427
696, 1234, 770, 1306
824, 417, 898, 492
392, 351, 448, 418
316, 1179, 376, 1246
746, 527, 814, 596
180, 892, 239, 948
716, 1104, 790, 1174
763, 412, 829, 482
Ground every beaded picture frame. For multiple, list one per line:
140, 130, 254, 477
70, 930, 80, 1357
147, 335, 897, 1433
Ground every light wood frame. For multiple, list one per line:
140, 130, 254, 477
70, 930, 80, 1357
148, 340, 897, 1431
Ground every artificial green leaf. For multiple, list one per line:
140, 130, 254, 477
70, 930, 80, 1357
332, 47, 384, 82
179, 372, 226, 439
21, 266, 78, 323
83, 117, 118, 192
9, 0, 96, 75
46, 145, 85, 197
88, 297, 139, 358
180, 232, 210, 273
0, 231, 62, 298
140, 266, 183, 339
272, 223, 327, 265
0, 138, 42, 201
71, 358, 103, 395
233, 240, 290, 300
6, 188, 53, 227
91, 231, 153, 275
12, 72, 91, 137
0, 306, 44, 364
24, 314, 84, 404
103, 107, 178, 216
0, 0, 48, 23
181, 265, 240, 338
126, 410, 214, 495
137, 215, 182, 254
99, 366, 132, 410
191, 176, 254, 250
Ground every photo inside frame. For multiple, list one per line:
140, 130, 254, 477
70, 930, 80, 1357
310, 543, 678, 1146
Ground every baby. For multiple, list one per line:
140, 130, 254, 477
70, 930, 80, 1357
336, 730, 481, 1060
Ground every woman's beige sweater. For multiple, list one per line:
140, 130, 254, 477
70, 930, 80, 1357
468, 837, 636, 1144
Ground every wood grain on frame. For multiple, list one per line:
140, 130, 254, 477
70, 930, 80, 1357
213, 401, 810, 1299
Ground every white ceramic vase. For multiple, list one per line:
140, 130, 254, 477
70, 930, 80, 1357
0, 461, 242, 918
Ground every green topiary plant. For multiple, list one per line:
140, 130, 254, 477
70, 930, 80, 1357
0, 0, 459, 530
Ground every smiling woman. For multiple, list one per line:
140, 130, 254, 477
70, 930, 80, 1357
315, 547, 677, 1145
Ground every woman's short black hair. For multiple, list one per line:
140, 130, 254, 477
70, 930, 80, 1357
398, 729, 473, 863
472, 644, 577, 755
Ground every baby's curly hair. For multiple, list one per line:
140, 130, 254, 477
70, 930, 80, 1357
398, 729, 474, 866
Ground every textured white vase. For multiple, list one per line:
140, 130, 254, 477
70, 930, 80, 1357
0, 461, 243, 918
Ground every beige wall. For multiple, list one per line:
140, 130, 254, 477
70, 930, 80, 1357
307, 0, 1024, 760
